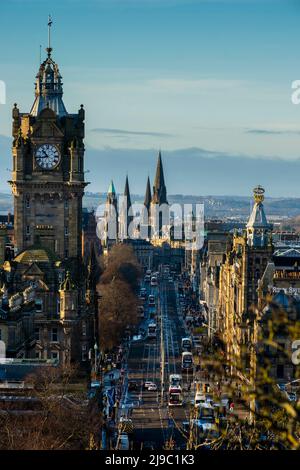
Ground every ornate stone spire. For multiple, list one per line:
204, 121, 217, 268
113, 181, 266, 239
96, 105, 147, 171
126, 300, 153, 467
107, 180, 116, 195
124, 175, 132, 210
144, 176, 152, 210
246, 185, 272, 247
152, 151, 167, 205
30, 17, 67, 117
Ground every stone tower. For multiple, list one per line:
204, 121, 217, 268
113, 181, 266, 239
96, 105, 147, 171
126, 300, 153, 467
9, 36, 87, 277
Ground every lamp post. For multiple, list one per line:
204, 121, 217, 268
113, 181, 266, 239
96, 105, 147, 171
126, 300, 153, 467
94, 341, 98, 375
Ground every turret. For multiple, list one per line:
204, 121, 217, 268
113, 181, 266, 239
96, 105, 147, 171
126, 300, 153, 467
246, 186, 272, 247
59, 271, 78, 321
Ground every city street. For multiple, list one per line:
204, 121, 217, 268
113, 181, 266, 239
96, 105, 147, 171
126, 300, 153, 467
116, 273, 195, 449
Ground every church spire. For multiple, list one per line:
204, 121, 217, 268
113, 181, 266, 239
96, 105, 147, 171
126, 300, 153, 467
30, 16, 67, 117
107, 179, 116, 196
144, 176, 152, 210
124, 175, 132, 210
152, 151, 167, 205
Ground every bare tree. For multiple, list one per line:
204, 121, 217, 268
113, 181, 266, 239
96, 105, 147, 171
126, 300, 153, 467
0, 364, 102, 450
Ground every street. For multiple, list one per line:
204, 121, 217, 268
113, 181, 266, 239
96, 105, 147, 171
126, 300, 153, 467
117, 273, 193, 449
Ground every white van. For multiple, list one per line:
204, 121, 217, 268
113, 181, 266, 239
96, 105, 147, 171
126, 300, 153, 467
194, 391, 206, 408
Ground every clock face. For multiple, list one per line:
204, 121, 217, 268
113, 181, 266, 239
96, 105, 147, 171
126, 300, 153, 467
35, 144, 60, 169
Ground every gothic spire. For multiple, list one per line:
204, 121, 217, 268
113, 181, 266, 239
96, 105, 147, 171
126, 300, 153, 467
124, 175, 132, 209
152, 151, 167, 205
144, 176, 152, 209
108, 180, 116, 195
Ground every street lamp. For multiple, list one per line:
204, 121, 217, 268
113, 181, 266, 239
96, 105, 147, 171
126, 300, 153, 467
94, 341, 98, 375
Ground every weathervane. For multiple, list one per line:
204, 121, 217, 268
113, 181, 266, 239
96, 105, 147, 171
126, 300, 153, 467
47, 14, 53, 57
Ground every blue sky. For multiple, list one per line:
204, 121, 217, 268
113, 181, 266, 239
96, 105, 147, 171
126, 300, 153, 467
1, 0, 300, 196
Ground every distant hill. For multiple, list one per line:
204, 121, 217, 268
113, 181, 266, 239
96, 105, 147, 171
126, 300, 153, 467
2, 134, 300, 205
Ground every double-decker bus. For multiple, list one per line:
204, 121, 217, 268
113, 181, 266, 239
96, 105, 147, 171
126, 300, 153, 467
168, 386, 183, 406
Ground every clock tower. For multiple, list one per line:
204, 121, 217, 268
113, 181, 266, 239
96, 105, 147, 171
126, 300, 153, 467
9, 35, 87, 275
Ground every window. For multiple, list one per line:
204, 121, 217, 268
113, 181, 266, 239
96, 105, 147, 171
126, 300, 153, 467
35, 351, 42, 359
35, 299, 43, 313
26, 198, 30, 209
65, 199, 69, 209
51, 328, 58, 342
65, 226, 69, 236
82, 344, 87, 362
34, 327, 40, 341
51, 351, 59, 361
82, 322, 87, 337
26, 225, 30, 235
65, 249, 69, 258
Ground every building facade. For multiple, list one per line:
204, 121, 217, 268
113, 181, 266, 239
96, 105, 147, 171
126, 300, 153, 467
0, 36, 96, 367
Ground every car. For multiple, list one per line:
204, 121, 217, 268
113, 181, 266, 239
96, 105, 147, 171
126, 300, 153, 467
143, 381, 157, 391
132, 334, 143, 343
143, 381, 154, 390
194, 391, 206, 407
147, 383, 158, 391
